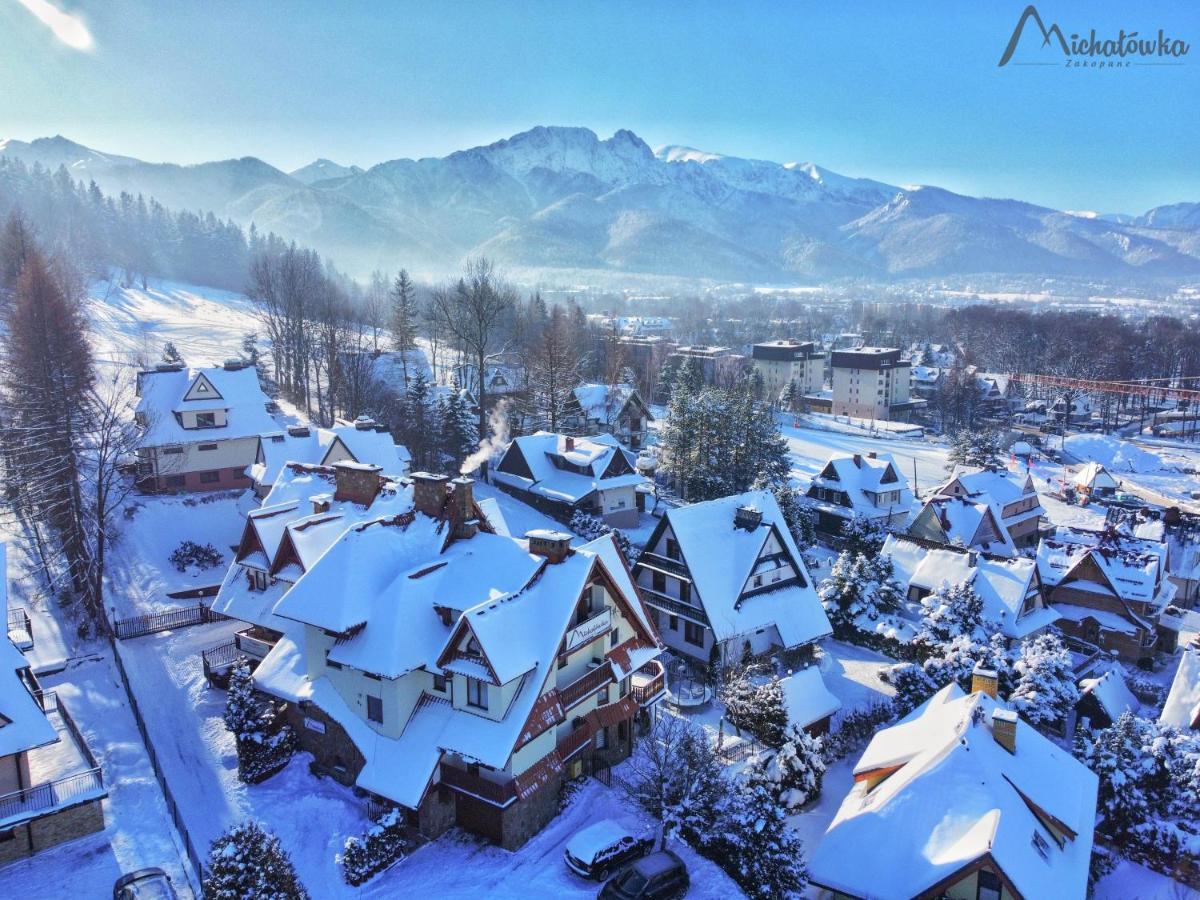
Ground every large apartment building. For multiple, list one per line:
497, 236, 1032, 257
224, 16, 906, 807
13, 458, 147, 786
830, 347, 912, 421
751, 340, 825, 402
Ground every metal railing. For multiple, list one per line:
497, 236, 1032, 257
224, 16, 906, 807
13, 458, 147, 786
0, 767, 104, 825
235, 628, 276, 659
637, 588, 710, 625
201, 639, 239, 682
113, 601, 228, 640
6, 606, 32, 646
33, 689, 58, 715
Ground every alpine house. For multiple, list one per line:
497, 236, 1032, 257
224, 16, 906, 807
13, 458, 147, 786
809, 673, 1098, 900
631, 489, 832, 666
933, 467, 1045, 549
252, 473, 666, 850
803, 451, 915, 540
248, 417, 407, 497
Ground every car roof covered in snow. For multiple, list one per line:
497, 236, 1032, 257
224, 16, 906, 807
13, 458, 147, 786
136, 365, 276, 446
1160, 644, 1200, 730
810, 684, 1098, 900
653, 490, 831, 648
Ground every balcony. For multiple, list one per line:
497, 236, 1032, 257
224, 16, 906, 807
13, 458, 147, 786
637, 588, 710, 626
636, 552, 690, 579
7, 606, 32, 650
556, 723, 593, 761
560, 661, 614, 710
235, 626, 280, 660
438, 762, 517, 808
0, 768, 105, 828
630, 660, 666, 707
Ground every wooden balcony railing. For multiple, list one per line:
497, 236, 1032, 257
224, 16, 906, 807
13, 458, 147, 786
630, 661, 666, 707
438, 763, 517, 808
556, 724, 593, 761
235, 627, 277, 660
560, 661, 613, 710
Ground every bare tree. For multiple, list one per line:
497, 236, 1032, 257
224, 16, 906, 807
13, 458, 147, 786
364, 270, 389, 353
526, 305, 584, 432
429, 258, 517, 435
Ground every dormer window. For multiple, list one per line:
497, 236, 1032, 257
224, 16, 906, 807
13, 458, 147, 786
466, 677, 489, 710
196, 412, 216, 428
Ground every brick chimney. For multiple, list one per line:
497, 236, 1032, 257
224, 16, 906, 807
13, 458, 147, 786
852, 454, 862, 467
450, 476, 478, 539
411, 472, 449, 517
526, 529, 572, 564
332, 462, 382, 506
564, 436, 576, 452
310, 493, 332, 515
734, 505, 763, 531
991, 708, 1018, 753
867, 451, 877, 459
971, 664, 998, 699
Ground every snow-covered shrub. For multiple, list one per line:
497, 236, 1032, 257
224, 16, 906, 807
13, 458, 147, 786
224, 656, 296, 783
700, 778, 809, 900
567, 510, 635, 560
818, 551, 902, 636
822, 700, 896, 762
338, 809, 409, 886
839, 514, 888, 557
921, 631, 1013, 697
947, 429, 1004, 470
169, 539, 224, 572
881, 662, 940, 717
1008, 632, 1078, 729
746, 723, 825, 809
720, 669, 789, 748
916, 581, 985, 648
203, 819, 308, 900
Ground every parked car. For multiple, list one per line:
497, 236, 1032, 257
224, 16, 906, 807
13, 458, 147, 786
565, 819, 654, 881
113, 868, 177, 899
598, 850, 688, 899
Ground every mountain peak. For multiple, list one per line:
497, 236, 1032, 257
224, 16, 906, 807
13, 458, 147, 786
289, 158, 364, 185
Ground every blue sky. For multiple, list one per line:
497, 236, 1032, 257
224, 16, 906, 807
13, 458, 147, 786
1, 0, 1197, 213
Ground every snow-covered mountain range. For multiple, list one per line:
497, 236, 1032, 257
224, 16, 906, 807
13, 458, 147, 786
3, 129, 1198, 281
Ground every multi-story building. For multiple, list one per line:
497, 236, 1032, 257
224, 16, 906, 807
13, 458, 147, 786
134, 361, 277, 493
751, 340, 825, 403
829, 347, 912, 421
803, 451, 916, 541
666, 345, 746, 389
934, 467, 1045, 548
906, 495, 1017, 557
612, 336, 675, 403
563, 384, 654, 450
809, 672, 1098, 900
253, 475, 665, 850
1037, 527, 1176, 664
632, 490, 832, 667
248, 419, 407, 497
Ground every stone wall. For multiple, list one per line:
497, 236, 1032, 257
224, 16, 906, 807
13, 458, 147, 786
284, 702, 365, 785
0, 799, 105, 866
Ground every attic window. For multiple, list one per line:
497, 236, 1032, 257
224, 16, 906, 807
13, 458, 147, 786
1031, 830, 1051, 860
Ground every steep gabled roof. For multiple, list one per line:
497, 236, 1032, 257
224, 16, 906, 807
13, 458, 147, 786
1037, 528, 1168, 606
136, 365, 275, 446
912, 495, 1017, 557
808, 452, 915, 518
1079, 667, 1138, 724
810, 685, 1097, 900
1160, 645, 1200, 730
493, 431, 647, 504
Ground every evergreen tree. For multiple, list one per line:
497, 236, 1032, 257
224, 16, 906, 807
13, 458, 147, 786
947, 428, 1005, 470
720, 669, 789, 748
883, 662, 940, 716
223, 656, 296, 783
438, 389, 479, 471
400, 372, 440, 471
745, 722, 826, 809
922, 630, 1013, 695
772, 483, 816, 558
781, 379, 799, 412
203, 820, 308, 900
1076, 711, 1154, 843
818, 551, 902, 634
389, 268, 418, 385
161, 340, 184, 365
703, 779, 809, 900
917, 581, 985, 647
1008, 632, 1079, 728
840, 513, 888, 556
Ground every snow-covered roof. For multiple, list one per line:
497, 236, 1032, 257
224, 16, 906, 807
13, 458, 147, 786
1036, 528, 1167, 606
1160, 645, 1200, 730
492, 432, 648, 505
883, 535, 1056, 640
1078, 667, 1138, 724
914, 495, 1017, 557
810, 684, 1098, 900
136, 365, 276, 446
808, 452, 915, 519
251, 424, 407, 489
1075, 462, 1119, 491
0, 549, 58, 757
571, 383, 647, 423
910, 365, 941, 385
650, 490, 831, 647
779, 666, 841, 729
939, 467, 1038, 513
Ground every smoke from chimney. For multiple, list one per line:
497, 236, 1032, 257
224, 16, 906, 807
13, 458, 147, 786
460, 398, 511, 475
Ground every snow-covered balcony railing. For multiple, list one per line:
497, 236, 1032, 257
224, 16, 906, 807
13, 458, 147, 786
630, 660, 666, 707
636, 552, 690, 579
438, 763, 517, 808
33, 689, 58, 715
556, 722, 593, 762
637, 588, 710, 626
0, 767, 105, 828
7, 606, 33, 650
560, 660, 614, 710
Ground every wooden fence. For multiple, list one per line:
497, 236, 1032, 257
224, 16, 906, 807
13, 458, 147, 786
113, 602, 227, 640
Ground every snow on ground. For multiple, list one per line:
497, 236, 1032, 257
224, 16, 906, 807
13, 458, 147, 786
1094, 859, 1200, 899
1064, 433, 1200, 510
107, 491, 255, 618
779, 421, 950, 497
88, 278, 260, 370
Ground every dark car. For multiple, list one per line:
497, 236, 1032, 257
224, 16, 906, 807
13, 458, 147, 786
113, 868, 177, 900
565, 819, 655, 881
598, 850, 688, 899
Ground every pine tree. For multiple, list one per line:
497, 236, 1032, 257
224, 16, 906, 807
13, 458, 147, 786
161, 340, 184, 365
1009, 632, 1079, 728
438, 389, 478, 471
224, 656, 259, 741
1076, 711, 1154, 843
818, 551, 901, 634
883, 662, 940, 716
704, 779, 809, 900
917, 581, 985, 647
746, 722, 826, 809
203, 820, 308, 900
840, 513, 888, 556
947, 428, 1005, 470
223, 656, 296, 783
389, 268, 418, 388
720, 669, 789, 748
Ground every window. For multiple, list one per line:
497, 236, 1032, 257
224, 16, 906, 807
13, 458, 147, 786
668, 615, 678, 631
684, 621, 704, 647
199, 470, 220, 484
652, 571, 666, 593
198, 443, 218, 451
433, 674, 447, 693
619, 677, 629, 698
162, 445, 184, 455
195, 412, 216, 428
252, 570, 268, 591
679, 581, 690, 604
665, 539, 680, 560
752, 575, 763, 588
977, 869, 1003, 900
618, 720, 628, 742
303, 716, 326, 734
366, 695, 383, 723
558, 654, 568, 669
466, 677, 489, 710
598, 685, 609, 705
610, 628, 620, 648
595, 726, 608, 749
165, 475, 186, 488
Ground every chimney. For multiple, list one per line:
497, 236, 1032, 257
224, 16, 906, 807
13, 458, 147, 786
852, 454, 862, 468
332, 461, 382, 507
564, 436, 575, 453
734, 505, 763, 531
971, 664, 998, 699
450, 476, 478, 539
991, 708, 1018, 753
310, 493, 332, 515
411, 472, 449, 517
287, 424, 312, 438
867, 451, 877, 459
526, 529, 572, 564
967, 550, 978, 568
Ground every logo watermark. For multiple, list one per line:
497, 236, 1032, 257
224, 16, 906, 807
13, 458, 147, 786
999, 5, 1189, 69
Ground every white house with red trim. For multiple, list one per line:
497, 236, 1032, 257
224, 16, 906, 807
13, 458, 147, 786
134, 361, 276, 493
252, 473, 665, 849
